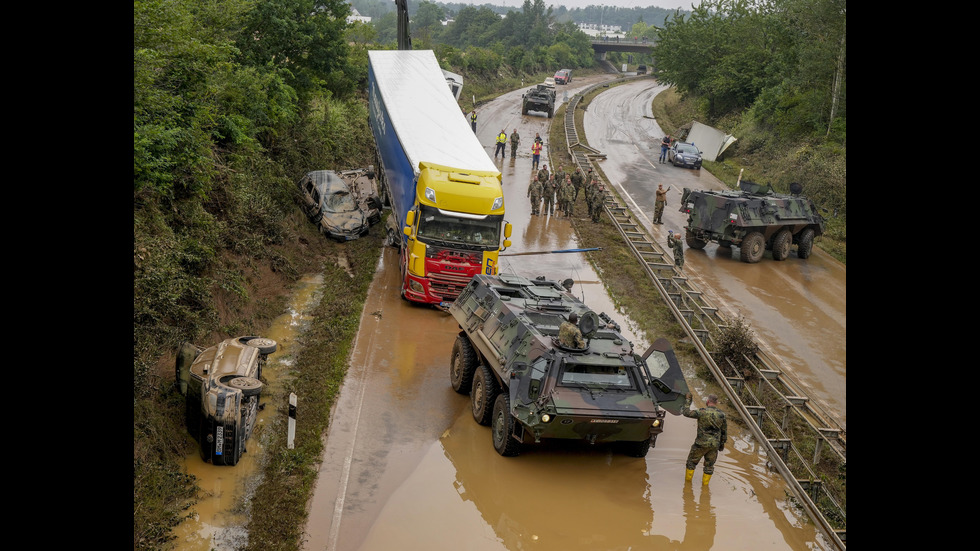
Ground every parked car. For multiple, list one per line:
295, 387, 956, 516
297, 169, 383, 242
668, 142, 703, 170
554, 69, 572, 84
637, 65, 647, 75
176, 336, 278, 466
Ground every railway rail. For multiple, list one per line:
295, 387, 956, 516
555, 75, 846, 549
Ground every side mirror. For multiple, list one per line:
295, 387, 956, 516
502, 239, 512, 248
504, 222, 513, 239
405, 210, 415, 227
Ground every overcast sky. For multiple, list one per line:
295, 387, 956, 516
449, 1, 701, 10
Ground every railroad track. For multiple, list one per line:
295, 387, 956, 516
557, 76, 846, 550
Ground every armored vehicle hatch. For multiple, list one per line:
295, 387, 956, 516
680, 181, 826, 263
448, 273, 689, 457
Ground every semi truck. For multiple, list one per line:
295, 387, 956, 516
368, 49, 512, 306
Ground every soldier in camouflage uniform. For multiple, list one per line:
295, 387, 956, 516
590, 179, 605, 223
510, 129, 520, 158
542, 176, 557, 216
570, 166, 584, 201
558, 175, 574, 216
558, 312, 585, 348
681, 392, 727, 485
552, 165, 566, 195
537, 164, 550, 187
527, 176, 543, 215
667, 230, 684, 270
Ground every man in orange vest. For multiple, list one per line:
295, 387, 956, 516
531, 140, 542, 170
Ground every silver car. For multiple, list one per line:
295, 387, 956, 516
668, 142, 703, 170
297, 169, 383, 241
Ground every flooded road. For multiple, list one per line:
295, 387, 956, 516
583, 81, 846, 426
170, 274, 325, 550
300, 74, 835, 551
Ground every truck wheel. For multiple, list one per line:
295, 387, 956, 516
685, 230, 707, 250
797, 228, 815, 259
771, 230, 792, 261
522, 105, 529, 115
450, 334, 478, 394
492, 393, 521, 457
739, 232, 766, 263
471, 364, 499, 426
619, 437, 652, 457
226, 376, 263, 397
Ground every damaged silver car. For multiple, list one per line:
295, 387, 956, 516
298, 168, 383, 241
176, 336, 278, 466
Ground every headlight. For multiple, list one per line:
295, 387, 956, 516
652, 419, 661, 428
541, 413, 552, 423
491, 196, 503, 210
408, 279, 424, 293
425, 187, 436, 202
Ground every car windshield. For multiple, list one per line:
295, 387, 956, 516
559, 361, 634, 389
676, 144, 699, 155
416, 205, 501, 249
324, 190, 357, 213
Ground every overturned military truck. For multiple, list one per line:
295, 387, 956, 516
680, 181, 826, 263
448, 273, 689, 457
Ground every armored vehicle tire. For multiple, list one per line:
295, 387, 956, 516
797, 228, 815, 259
450, 334, 478, 394
471, 364, 499, 426
522, 104, 529, 115
619, 437, 652, 457
739, 232, 766, 263
771, 230, 792, 261
492, 393, 521, 457
685, 230, 707, 250
226, 376, 264, 397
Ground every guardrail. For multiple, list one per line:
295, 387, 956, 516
556, 75, 846, 550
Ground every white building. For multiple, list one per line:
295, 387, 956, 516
346, 7, 371, 24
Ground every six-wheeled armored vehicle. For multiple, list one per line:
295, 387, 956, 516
448, 273, 689, 457
522, 82, 556, 118
176, 336, 278, 465
680, 181, 826, 263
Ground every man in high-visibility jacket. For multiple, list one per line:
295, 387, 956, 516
531, 140, 543, 170
494, 129, 507, 159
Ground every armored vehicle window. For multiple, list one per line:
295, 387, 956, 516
524, 312, 563, 327
645, 351, 671, 378
560, 362, 633, 389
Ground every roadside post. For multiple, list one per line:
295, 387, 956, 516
288, 393, 297, 449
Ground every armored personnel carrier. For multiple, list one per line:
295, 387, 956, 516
448, 273, 689, 457
680, 181, 826, 263
522, 82, 556, 118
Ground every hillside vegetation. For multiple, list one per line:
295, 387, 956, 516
133, 1, 844, 548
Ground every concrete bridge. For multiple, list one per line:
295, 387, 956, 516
590, 39, 654, 60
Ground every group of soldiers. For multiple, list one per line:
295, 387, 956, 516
527, 163, 607, 222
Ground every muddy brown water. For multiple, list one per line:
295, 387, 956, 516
170, 274, 324, 550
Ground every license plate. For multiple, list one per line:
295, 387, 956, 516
439, 301, 452, 309
215, 425, 224, 455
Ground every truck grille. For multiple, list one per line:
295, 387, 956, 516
428, 272, 473, 301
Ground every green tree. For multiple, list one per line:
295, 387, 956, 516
235, 0, 355, 101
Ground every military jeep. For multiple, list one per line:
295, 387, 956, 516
522, 82, 556, 118
680, 181, 826, 263
176, 336, 278, 465
448, 273, 689, 457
